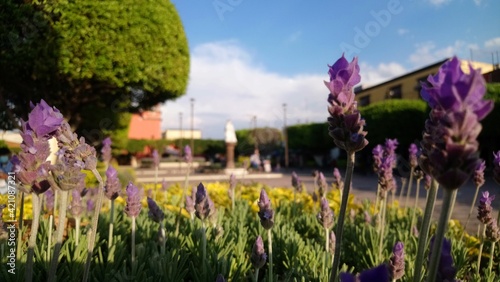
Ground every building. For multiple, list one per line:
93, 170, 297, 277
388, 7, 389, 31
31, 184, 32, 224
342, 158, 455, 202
128, 105, 162, 140
354, 58, 495, 107
162, 129, 202, 140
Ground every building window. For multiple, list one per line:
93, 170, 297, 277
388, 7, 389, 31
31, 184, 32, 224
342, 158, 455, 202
414, 76, 429, 93
386, 85, 402, 99
359, 95, 370, 107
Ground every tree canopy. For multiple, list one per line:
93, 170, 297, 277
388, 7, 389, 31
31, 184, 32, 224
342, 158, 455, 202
0, 0, 190, 144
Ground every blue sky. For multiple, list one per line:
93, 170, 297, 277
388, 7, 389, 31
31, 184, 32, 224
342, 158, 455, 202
162, 0, 500, 139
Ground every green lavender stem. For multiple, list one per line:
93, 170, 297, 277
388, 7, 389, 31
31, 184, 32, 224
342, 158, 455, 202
160, 221, 166, 256
75, 217, 81, 247
175, 162, 191, 236
406, 168, 415, 208
268, 228, 273, 282
462, 185, 481, 240
16, 192, 25, 261
487, 241, 496, 277
108, 200, 115, 249
254, 268, 260, 282
477, 224, 486, 276
427, 188, 457, 282
330, 152, 355, 281
26, 194, 41, 282
202, 222, 207, 278
48, 189, 69, 281
410, 179, 422, 232
83, 169, 105, 282
47, 215, 53, 262
325, 227, 330, 281
131, 216, 136, 266
378, 192, 388, 263
413, 180, 438, 282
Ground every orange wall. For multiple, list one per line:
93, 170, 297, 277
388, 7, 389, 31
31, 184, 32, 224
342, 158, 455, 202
128, 111, 161, 140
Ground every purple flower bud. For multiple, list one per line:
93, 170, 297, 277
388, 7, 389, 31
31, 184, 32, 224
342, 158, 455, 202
424, 174, 432, 190
364, 211, 372, 224
27, 100, 64, 139
389, 242, 405, 280
473, 160, 486, 188
45, 188, 55, 212
291, 171, 303, 193
340, 264, 390, 282
124, 182, 142, 218
69, 189, 85, 218
409, 143, 419, 168
228, 174, 236, 200
333, 168, 344, 191
251, 236, 267, 269
257, 189, 274, 230
86, 199, 94, 213
317, 198, 334, 229
185, 194, 195, 216
493, 151, 500, 185
50, 161, 86, 191
184, 145, 192, 164
485, 221, 500, 242
477, 191, 495, 225
194, 183, 213, 221
101, 137, 112, 163
329, 230, 336, 255
147, 197, 165, 223
325, 55, 368, 153
317, 172, 328, 197
152, 149, 160, 168
429, 237, 457, 281
105, 165, 121, 200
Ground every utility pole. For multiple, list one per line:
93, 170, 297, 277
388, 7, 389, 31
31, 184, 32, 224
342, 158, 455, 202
283, 103, 289, 168
190, 98, 195, 154
179, 112, 183, 154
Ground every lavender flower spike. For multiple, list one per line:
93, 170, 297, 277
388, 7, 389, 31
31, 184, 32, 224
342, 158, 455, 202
317, 198, 334, 230
194, 183, 212, 220
329, 230, 336, 255
105, 165, 121, 200
152, 149, 160, 168
101, 137, 112, 163
147, 197, 165, 223
124, 182, 142, 218
291, 171, 303, 193
493, 151, 500, 185
333, 168, 344, 191
325, 55, 368, 153
389, 241, 405, 280
184, 145, 193, 164
340, 264, 390, 282
27, 99, 64, 138
477, 191, 495, 225
473, 160, 486, 188
257, 189, 274, 230
251, 236, 267, 269
408, 143, 419, 169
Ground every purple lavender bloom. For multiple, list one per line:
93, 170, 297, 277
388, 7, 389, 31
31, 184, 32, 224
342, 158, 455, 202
317, 172, 328, 197
185, 194, 195, 217
473, 160, 486, 188
251, 236, 267, 269
477, 191, 495, 225
333, 168, 344, 191
69, 188, 85, 218
152, 149, 160, 168
194, 183, 213, 221
421, 57, 493, 121
101, 137, 112, 163
374, 143, 397, 195
325, 55, 368, 153
257, 189, 274, 230
45, 188, 55, 212
184, 145, 193, 164
87, 199, 94, 213
105, 165, 121, 200
424, 174, 432, 190
27, 100, 64, 138
372, 144, 384, 173
228, 174, 236, 200
317, 198, 334, 229
340, 264, 390, 282
329, 230, 336, 255
50, 161, 86, 191
409, 143, 419, 169
493, 151, 500, 185
429, 237, 457, 281
389, 241, 405, 280
291, 171, 303, 193
384, 139, 399, 157
147, 197, 165, 223
419, 57, 493, 190
124, 182, 142, 218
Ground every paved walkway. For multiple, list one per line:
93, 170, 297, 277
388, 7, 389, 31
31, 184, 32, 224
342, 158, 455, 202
136, 167, 500, 235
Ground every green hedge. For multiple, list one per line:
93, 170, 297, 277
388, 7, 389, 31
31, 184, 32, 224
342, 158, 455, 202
287, 123, 332, 153
126, 138, 225, 157
479, 83, 500, 162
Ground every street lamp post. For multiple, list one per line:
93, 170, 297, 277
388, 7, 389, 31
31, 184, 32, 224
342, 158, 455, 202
190, 98, 194, 154
283, 103, 289, 168
179, 112, 183, 154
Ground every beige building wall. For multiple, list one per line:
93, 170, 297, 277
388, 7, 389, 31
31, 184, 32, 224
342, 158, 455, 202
163, 129, 202, 140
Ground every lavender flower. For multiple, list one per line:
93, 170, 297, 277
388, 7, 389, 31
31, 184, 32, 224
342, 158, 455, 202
27, 99, 64, 138
55, 122, 97, 171
485, 221, 500, 242
333, 168, 344, 191
429, 237, 457, 281
124, 182, 142, 218
184, 145, 193, 164
86, 199, 94, 213
424, 174, 432, 190
325, 55, 368, 153
104, 165, 121, 200
101, 137, 112, 163
317, 198, 334, 230
372, 145, 384, 173
69, 188, 85, 218
257, 189, 274, 230
228, 174, 236, 200
152, 149, 160, 168
251, 236, 267, 269
329, 230, 336, 255
194, 183, 214, 221
291, 171, 303, 193
364, 211, 372, 224
493, 151, 500, 185
408, 143, 419, 169
340, 264, 390, 282
50, 161, 86, 191
477, 191, 495, 225
419, 57, 493, 190
185, 194, 195, 217
317, 172, 328, 197
473, 160, 486, 188
373, 142, 397, 195
389, 241, 405, 280
147, 197, 165, 223
45, 188, 55, 212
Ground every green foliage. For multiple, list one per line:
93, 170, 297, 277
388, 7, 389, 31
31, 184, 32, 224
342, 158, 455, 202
0, 0, 189, 133
235, 127, 283, 156
287, 123, 332, 153
479, 83, 500, 161
126, 138, 226, 157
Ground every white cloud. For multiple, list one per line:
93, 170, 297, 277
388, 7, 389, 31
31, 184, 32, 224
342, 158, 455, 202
161, 41, 327, 139
408, 41, 467, 67
397, 28, 409, 36
473, 0, 483, 6
359, 62, 407, 88
427, 0, 452, 6
485, 37, 500, 48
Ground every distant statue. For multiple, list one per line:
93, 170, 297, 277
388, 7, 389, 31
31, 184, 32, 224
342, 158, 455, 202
225, 120, 237, 144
